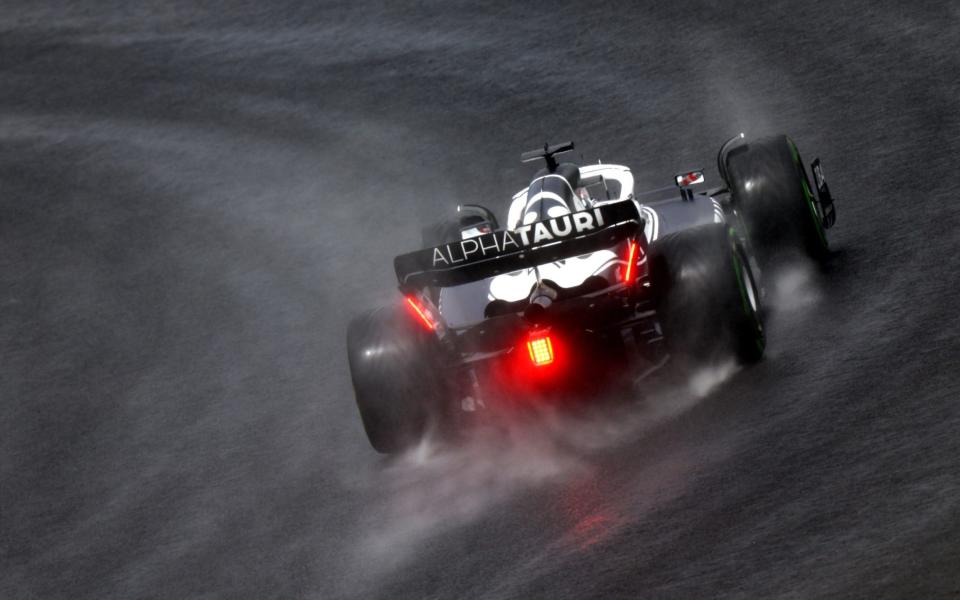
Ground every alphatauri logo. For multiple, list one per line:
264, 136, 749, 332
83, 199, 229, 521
431, 208, 606, 267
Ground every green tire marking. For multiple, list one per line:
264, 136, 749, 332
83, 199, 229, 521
730, 236, 752, 316
789, 137, 801, 163
789, 138, 829, 251
729, 229, 764, 352
802, 177, 829, 249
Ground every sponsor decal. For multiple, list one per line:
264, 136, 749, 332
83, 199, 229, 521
431, 208, 607, 267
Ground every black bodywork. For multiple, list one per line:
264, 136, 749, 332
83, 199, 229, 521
392, 146, 734, 403
354, 134, 836, 449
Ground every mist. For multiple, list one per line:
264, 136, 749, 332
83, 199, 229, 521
3, 1, 960, 599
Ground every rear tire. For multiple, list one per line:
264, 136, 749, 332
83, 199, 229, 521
346, 304, 447, 453
723, 134, 829, 263
420, 221, 461, 248
421, 206, 499, 248
651, 224, 765, 364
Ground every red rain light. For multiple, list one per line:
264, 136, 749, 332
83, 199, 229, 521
526, 335, 555, 366
623, 240, 639, 284
404, 296, 436, 331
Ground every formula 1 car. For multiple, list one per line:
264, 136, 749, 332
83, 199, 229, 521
347, 134, 837, 452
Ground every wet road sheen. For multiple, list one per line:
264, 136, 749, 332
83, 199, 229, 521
2, 2, 959, 598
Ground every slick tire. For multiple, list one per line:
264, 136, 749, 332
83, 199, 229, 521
723, 134, 830, 263
651, 223, 765, 364
421, 221, 462, 248
346, 304, 446, 453
421, 207, 498, 248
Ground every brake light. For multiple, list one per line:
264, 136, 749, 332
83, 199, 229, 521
623, 240, 639, 284
404, 296, 436, 331
526, 335, 555, 366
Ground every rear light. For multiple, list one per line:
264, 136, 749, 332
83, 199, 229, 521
526, 335, 555, 367
404, 295, 436, 331
622, 240, 639, 284
675, 170, 705, 187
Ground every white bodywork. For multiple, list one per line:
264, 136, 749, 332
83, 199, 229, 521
490, 164, 654, 303
438, 163, 663, 327
505, 163, 635, 229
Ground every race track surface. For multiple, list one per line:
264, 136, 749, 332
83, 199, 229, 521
2, 2, 960, 598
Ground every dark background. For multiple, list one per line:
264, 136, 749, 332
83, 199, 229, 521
2, 1, 959, 598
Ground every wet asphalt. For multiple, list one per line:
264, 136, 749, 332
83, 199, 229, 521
2, 1, 960, 598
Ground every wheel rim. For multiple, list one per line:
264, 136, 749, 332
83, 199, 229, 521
740, 255, 758, 314
729, 231, 760, 319
733, 249, 767, 354
731, 240, 764, 352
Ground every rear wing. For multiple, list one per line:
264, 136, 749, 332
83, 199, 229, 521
395, 201, 643, 290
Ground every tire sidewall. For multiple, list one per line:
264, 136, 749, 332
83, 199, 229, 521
725, 134, 829, 263
346, 304, 446, 452
652, 224, 764, 363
